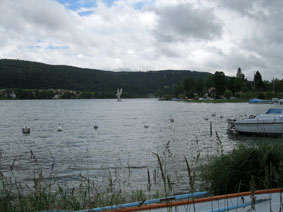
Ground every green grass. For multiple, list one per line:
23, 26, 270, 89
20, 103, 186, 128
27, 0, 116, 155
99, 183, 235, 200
201, 144, 283, 195
0, 166, 149, 212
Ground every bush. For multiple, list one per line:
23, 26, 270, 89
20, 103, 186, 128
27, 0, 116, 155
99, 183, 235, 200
201, 144, 283, 195
235, 91, 253, 99
223, 90, 233, 99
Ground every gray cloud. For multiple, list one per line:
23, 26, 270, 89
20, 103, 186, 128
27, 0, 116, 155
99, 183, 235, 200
216, 0, 255, 15
211, 0, 283, 80
151, 3, 223, 43
0, 0, 282, 80
217, 0, 283, 19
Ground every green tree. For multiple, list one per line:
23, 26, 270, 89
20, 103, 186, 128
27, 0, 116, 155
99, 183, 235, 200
79, 91, 93, 99
263, 80, 272, 91
226, 77, 235, 94
204, 75, 215, 91
196, 76, 204, 95
273, 79, 283, 93
15, 89, 33, 99
36, 90, 54, 99
183, 77, 195, 97
214, 71, 226, 97
253, 71, 263, 90
224, 89, 233, 99
174, 84, 183, 98
234, 78, 243, 93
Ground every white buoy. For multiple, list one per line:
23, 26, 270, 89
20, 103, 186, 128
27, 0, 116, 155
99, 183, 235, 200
22, 126, 30, 134
57, 124, 63, 132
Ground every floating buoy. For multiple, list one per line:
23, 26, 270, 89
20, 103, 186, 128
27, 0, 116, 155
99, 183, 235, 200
168, 118, 174, 123
22, 126, 30, 134
57, 125, 63, 132
94, 125, 98, 129
212, 113, 216, 117
144, 125, 149, 128
204, 117, 209, 121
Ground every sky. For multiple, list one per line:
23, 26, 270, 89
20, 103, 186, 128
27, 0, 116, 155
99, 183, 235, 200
0, 0, 283, 80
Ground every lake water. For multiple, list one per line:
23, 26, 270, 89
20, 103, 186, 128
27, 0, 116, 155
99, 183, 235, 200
0, 99, 282, 193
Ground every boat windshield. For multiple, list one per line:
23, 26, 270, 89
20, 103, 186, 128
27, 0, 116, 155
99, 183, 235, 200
265, 108, 283, 114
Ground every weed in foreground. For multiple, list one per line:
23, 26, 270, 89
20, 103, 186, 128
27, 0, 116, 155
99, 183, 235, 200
201, 144, 283, 195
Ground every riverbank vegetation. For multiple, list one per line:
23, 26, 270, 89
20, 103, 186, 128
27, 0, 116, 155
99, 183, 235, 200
1, 141, 282, 211
201, 144, 283, 195
174, 68, 283, 100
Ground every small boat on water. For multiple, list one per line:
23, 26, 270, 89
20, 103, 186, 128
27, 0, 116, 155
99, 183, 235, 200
68, 189, 282, 212
228, 108, 283, 135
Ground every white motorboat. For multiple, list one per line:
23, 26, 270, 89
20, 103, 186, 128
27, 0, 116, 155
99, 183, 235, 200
228, 108, 283, 135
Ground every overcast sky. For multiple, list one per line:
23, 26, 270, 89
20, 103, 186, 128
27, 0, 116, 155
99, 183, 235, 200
0, 0, 282, 80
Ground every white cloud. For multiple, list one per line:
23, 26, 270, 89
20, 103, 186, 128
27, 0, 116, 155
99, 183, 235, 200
0, 0, 282, 80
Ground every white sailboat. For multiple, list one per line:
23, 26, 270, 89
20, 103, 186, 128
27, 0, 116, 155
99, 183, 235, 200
116, 88, 122, 101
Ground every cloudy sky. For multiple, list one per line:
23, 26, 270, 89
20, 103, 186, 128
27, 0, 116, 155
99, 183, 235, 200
0, 0, 282, 80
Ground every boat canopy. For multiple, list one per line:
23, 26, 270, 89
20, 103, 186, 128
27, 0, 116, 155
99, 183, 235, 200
265, 108, 283, 114
248, 98, 272, 103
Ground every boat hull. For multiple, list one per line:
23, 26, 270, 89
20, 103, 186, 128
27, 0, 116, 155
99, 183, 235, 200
106, 189, 282, 212
235, 119, 283, 134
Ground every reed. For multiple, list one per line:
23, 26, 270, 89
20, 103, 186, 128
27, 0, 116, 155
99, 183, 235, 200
0, 159, 148, 212
201, 144, 283, 195
152, 152, 167, 195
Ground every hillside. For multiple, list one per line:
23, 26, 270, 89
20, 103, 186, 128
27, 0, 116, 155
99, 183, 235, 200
0, 59, 211, 97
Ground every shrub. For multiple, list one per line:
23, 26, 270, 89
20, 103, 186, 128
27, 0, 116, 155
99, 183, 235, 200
224, 90, 233, 99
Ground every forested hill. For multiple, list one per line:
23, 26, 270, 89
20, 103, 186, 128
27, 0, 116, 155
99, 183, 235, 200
0, 59, 210, 97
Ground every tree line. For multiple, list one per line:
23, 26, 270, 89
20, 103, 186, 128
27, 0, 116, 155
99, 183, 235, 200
175, 68, 283, 99
1, 59, 282, 100
0, 88, 117, 100
0, 59, 209, 99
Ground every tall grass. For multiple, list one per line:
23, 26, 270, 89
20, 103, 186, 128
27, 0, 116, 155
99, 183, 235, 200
0, 150, 148, 212
1, 135, 282, 211
0, 171, 148, 212
201, 144, 283, 195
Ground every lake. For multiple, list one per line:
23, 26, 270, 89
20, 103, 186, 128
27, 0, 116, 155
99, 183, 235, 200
0, 99, 282, 194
